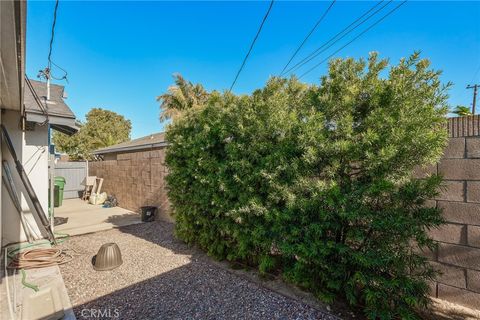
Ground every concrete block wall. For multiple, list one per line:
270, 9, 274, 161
415, 133, 480, 309
89, 147, 172, 222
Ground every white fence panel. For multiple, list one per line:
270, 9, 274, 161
54, 161, 87, 199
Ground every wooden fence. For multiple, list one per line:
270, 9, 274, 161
447, 115, 480, 137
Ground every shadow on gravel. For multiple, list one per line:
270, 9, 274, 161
62, 221, 477, 320
62, 221, 332, 320
72, 263, 330, 320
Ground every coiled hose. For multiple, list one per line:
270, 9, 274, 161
8, 248, 73, 269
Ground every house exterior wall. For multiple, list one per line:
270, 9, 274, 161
89, 147, 171, 222
1, 110, 48, 245
414, 115, 480, 310
1, 110, 2, 247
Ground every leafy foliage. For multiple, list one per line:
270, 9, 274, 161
165, 53, 449, 319
452, 105, 472, 116
157, 73, 209, 122
53, 108, 131, 160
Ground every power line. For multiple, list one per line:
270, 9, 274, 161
45, 0, 68, 82
470, 65, 480, 84
281, 0, 389, 77
280, 0, 336, 75
283, 0, 390, 76
47, 0, 60, 68
299, 0, 407, 79
50, 60, 68, 82
229, 0, 275, 91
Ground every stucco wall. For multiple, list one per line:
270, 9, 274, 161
88, 147, 171, 222
1, 110, 48, 245
1, 110, 2, 247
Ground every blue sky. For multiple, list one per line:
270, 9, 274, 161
27, 1, 480, 139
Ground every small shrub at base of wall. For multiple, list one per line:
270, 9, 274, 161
165, 53, 450, 319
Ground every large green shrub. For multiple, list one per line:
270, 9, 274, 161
165, 53, 449, 319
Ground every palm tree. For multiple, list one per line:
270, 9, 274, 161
453, 105, 472, 117
157, 74, 209, 122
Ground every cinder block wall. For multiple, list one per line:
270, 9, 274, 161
414, 115, 480, 309
89, 147, 172, 222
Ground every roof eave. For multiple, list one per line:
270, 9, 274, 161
93, 142, 169, 155
0, 0, 26, 111
25, 108, 75, 119
25, 112, 79, 136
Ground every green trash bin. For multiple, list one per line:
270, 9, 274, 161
54, 176, 66, 207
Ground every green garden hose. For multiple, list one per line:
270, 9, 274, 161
21, 269, 39, 292
5, 232, 71, 293
6, 232, 70, 259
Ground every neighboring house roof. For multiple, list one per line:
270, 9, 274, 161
24, 79, 75, 118
93, 132, 167, 155
24, 79, 79, 135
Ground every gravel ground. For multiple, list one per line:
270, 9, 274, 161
59, 221, 339, 320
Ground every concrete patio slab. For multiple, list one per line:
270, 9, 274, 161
54, 199, 143, 236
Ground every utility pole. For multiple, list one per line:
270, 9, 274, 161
37, 67, 51, 101
467, 84, 478, 115
46, 67, 51, 101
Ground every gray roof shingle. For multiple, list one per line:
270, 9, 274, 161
24, 79, 75, 118
94, 132, 167, 154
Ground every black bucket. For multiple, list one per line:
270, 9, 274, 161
140, 206, 157, 222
